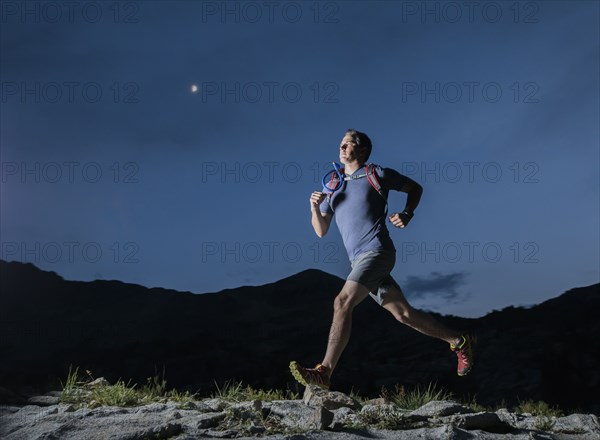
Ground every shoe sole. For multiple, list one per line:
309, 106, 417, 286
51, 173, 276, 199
289, 361, 330, 390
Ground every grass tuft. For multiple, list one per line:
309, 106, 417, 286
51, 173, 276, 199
210, 379, 299, 402
58, 364, 79, 402
58, 365, 195, 409
515, 399, 563, 418
90, 378, 140, 407
349, 386, 367, 405
382, 382, 454, 410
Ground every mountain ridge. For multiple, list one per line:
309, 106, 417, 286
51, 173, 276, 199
2, 259, 588, 318
1, 259, 598, 413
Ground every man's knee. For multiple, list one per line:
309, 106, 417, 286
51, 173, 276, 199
333, 292, 352, 312
334, 292, 355, 313
334, 282, 368, 312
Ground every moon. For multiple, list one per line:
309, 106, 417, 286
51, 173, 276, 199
191, 84, 198, 93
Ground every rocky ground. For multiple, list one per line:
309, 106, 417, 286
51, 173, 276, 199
1, 383, 599, 440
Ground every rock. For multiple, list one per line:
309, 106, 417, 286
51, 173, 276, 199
130, 422, 183, 439
203, 428, 238, 437
26, 395, 61, 406
44, 390, 63, 398
410, 400, 474, 417
363, 397, 387, 405
498, 412, 548, 432
45, 407, 59, 416
177, 401, 198, 410
302, 384, 362, 411
446, 411, 513, 433
269, 400, 334, 430
248, 420, 266, 434
552, 413, 600, 434
200, 398, 229, 412
307, 405, 335, 431
231, 399, 262, 412
229, 400, 262, 422
1, 397, 598, 439
495, 408, 517, 425
83, 377, 110, 388
360, 403, 432, 431
361, 403, 406, 418
329, 406, 360, 430
135, 402, 169, 413
196, 411, 227, 428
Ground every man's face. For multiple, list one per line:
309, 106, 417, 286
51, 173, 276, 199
339, 134, 364, 165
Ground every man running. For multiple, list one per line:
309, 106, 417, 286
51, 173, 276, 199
289, 129, 474, 390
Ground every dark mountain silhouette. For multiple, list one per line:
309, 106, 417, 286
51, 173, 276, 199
1, 260, 598, 413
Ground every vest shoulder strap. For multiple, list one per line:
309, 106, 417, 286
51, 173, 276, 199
365, 163, 383, 197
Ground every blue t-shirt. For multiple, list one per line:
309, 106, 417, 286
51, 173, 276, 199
320, 165, 410, 262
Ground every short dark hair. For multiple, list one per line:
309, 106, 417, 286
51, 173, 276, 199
345, 128, 372, 162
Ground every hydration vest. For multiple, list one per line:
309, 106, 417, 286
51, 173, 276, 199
324, 163, 389, 218
325, 163, 384, 203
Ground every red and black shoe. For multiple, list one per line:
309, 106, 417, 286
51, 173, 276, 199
289, 361, 331, 389
450, 334, 475, 376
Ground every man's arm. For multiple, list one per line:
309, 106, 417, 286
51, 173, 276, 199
310, 191, 333, 237
383, 168, 423, 228
312, 210, 333, 237
399, 178, 423, 214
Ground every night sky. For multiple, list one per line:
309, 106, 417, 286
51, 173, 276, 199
1, 1, 598, 318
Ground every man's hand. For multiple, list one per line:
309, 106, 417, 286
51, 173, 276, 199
310, 191, 326, 211
389, 211, 413, 228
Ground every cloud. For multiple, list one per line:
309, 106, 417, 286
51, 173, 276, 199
402, 271, 470, 305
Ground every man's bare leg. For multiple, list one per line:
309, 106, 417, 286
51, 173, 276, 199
320, 280, 370, 377
381, 284, 462, 345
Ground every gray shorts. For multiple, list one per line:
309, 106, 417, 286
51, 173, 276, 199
347, 249, 401, 306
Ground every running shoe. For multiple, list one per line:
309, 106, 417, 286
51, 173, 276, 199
289, 361, 331, 389
450, 334, 474, 376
